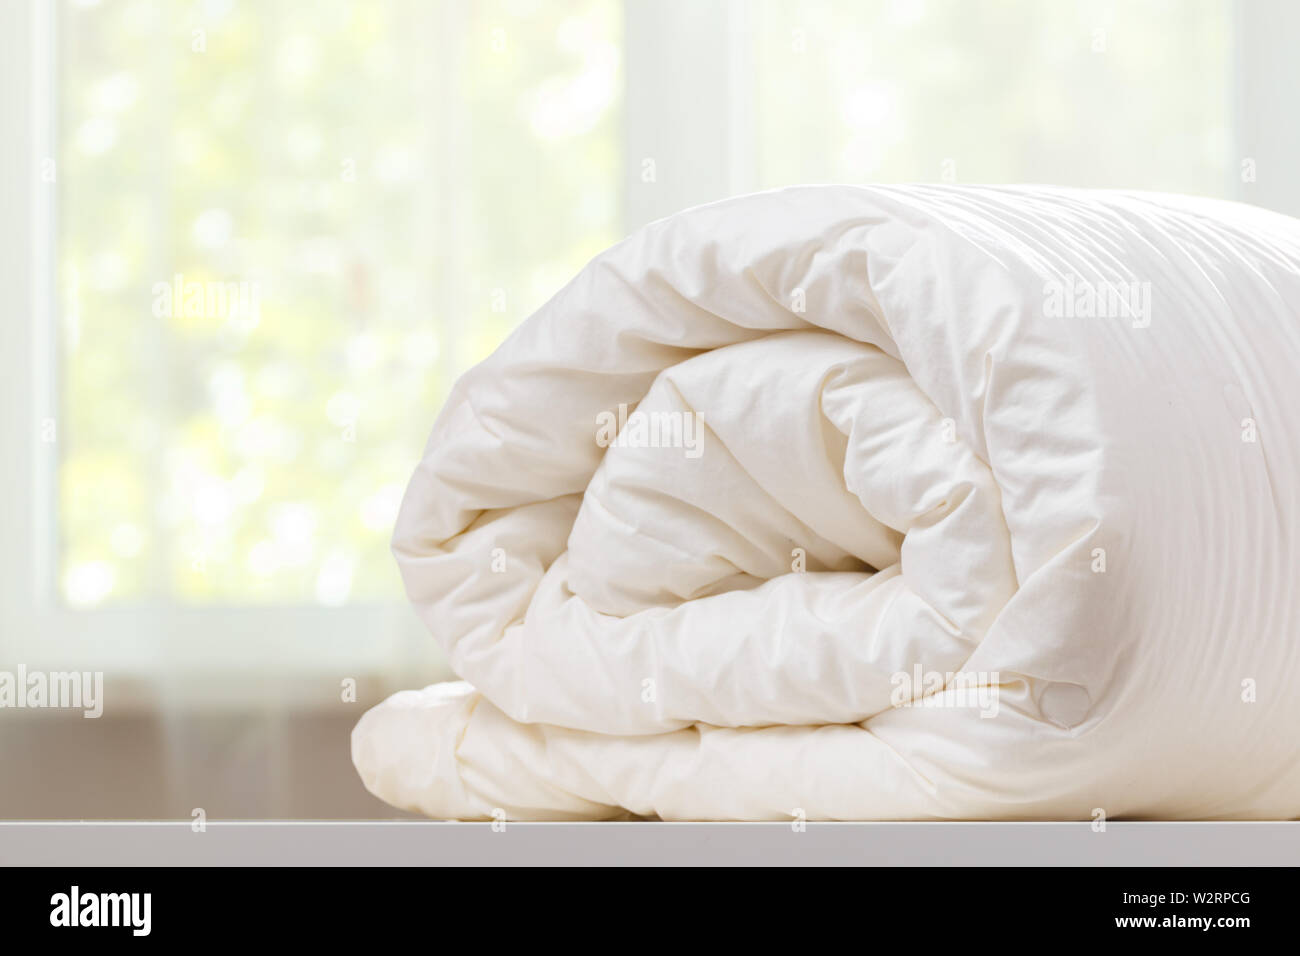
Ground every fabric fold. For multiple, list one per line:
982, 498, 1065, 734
357, 185, 1300, 821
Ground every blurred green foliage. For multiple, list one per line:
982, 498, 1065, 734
59, 0, 621, 605
59, 0, 1226, 607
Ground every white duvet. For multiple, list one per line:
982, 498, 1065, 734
353, 185, 1300, 821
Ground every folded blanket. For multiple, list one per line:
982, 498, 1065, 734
353, 184, 1300, 821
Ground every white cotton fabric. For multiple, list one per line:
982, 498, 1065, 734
352, 185, 1300, 820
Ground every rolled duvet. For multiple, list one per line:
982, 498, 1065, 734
353, 185, 1300, 820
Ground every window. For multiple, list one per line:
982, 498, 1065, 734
2, 0, 1293, 684
57, 0, 621, 607
747, 0, 1233, 195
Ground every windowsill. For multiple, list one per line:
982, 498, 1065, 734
2, 820, 1297, 865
